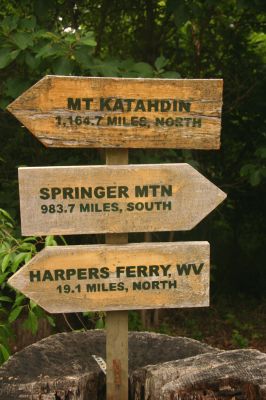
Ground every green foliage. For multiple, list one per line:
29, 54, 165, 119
0, 5, 179, 109
95, 313, 105, 329
0, 0, 265, 358
224, 311, 263, 348
231, 329, 249, 348
0, 209, 56, 364
184, 318, 203, 341
128, 311, 143, 331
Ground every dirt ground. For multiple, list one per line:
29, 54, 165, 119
10, 295, 265, 356
161, 295, 266, 352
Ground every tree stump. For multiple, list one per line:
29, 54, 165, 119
0, 330, 216, 400
1, 330, 265, 399
131, 348, 266, 400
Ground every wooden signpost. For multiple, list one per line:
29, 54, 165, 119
7, 76, 223, 149
18, 163, 226, 236
7, 75, 226, 400
8, 242, 210, 313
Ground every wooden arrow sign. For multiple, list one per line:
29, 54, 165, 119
8, 242, 210, 313
7, 76, 223, 149
18, 163, 226, 236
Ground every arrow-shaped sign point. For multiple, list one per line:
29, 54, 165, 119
8, 242, 210, 313
7, 76, 51, 143
7, 75, 223, 149
18, 163, 226, 235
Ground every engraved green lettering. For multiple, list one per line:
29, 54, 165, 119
100, 97, 112, 111
40, 188, 50, 200
30, 270, 41, 282
134, 99, 146, 112
179, 101, 191, 112
113, 98, 124, 112
67, 98, 81, 110
82, 98, 93, 110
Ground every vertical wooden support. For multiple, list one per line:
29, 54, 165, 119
105, 149, 128, 400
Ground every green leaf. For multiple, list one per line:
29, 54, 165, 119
18, 242, 35, 251
11, 252, 28, 273
11, 32, 34, 50
0, 48, 12, 69
8, 306, 23, 323
46, 315, 56, 327
4, 78, 29, 99
0, 251, 7, 260
131, 62, 154, 77
95, 60, 120, 77
240, 164, 254, 177
3, 222, 13, 229
172, 2, 189, 27
95, 317, 105, 329
0, 208, 14, 223
83, 311, 94, 318
79, 32, 97, 47
45, 235, 55, 246
24, 253, 33, 264
161, 71, 181, 79
0, 296, 13, 302
74, 47, 93, 67
25, 52, 41, 69
59, 236, 67, 245
255, 147, 266, 159
14, 294, 25, 306
30, 299, 37, 309
155, 55, 168, 71
0, 272, 9, 285
38, 31, 60, 41
32, 305, 45, 318
19, 17, 37, 31
250, 170, 261, 186
0, 324, 11, 336
64, 33, 76, 44
36, 43, 63, 59
23, 237, 38, 242
52, 57, 74, 75
2, 254, 11, 272
0, 344, 10, 362
23, 310, 38, 334
1, 16, 19, 35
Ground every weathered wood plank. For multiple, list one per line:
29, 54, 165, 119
106, 311, 128, 400
7, 76, 223, 149
7, 242, 210, 313
18, 163, 226, 236
105, 148, 128, 244
105, 148, 129, 400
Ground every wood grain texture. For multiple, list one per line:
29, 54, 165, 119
18, 163, 226, 236
106, 311, 128, 400
105, 148, 129, 400
7, 76, 223, 149
105, 149, 128, 244
7, 242, 210, 313
0, 332, 218, 400
131, 349, 266, 400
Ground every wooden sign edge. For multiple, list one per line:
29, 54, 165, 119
7, 76, 223, 150
8, 241, 210, 313
18, 163, 227, 236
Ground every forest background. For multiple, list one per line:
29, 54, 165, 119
0, 0, 265, 363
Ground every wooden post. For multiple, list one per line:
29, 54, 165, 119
105, 148, 128, 400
